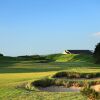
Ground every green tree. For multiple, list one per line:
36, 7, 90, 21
94, 43, 100, 64
0, 53, 3, 57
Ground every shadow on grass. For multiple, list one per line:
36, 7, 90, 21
0, 61, 21, 68
0, 59, 62, 73
0, 67, 62, 73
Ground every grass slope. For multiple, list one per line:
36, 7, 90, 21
46, 54, 93, 62
0, 54, 100, 100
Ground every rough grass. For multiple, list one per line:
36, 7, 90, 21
0, 54, 100, 100
53, 71, 100, 79
32, 78, 100, 88
80, 85, 100, 100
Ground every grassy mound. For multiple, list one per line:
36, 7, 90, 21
31, 78, 100, 88
46, 54, 93, 62
53, 72, 100, 79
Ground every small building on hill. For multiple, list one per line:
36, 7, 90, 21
62, 50, 92, 55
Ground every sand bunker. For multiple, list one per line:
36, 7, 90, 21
32, 72, 100, 92
37, 85, 100, 92
92, 85, 100, 92
38, 86, 80, 92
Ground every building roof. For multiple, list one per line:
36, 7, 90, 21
67, 50, 92, 54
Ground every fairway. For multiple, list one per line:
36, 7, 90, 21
0, 54, 100, 100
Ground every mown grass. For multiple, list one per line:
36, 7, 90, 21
0, 54, 100, 100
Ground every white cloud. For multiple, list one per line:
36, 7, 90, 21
93, 32, 100, 36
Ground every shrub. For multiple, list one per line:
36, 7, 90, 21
72, 81, 83, 87
54, 79, 67, 86
94, 42, 100, 64
53, 72, 100, 79
81, 84, 99, 100
53, 72, 68, 78
0, 53, 3, 57
65, 81, 72, 87
25, 82, 35, 91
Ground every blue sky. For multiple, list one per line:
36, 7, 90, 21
0, 0, 100, 56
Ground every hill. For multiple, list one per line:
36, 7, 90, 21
46, 54, 93, 62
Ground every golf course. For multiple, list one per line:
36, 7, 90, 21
0, 0, 100, 100
0, 54, 100, 100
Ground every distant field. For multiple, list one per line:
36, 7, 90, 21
0, 54, 100, 100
